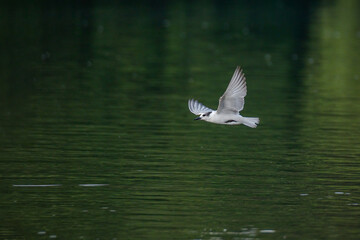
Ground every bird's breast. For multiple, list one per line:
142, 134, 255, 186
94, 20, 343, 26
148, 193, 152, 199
207, 113, 242, 125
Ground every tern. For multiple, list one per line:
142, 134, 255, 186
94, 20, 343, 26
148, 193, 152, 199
188, 66, 259, 128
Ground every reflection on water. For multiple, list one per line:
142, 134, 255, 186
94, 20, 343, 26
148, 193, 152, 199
13, 185, 62, 187
202, 228, 276, 239
1, 0, 360, 239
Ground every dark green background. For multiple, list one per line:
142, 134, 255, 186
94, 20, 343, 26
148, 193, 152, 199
1, 1, 360, 239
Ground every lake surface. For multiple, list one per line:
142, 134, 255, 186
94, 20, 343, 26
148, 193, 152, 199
1, 1, 360, 239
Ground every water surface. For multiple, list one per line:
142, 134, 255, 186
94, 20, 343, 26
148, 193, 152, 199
1, 1, 360, 239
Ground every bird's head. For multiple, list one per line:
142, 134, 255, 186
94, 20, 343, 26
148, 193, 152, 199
194, 111, 212, 121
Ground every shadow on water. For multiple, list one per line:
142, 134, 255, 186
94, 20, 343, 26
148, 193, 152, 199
0, 0, 360, 239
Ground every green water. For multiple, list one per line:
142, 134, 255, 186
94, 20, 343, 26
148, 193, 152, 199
1, 1, 360, 239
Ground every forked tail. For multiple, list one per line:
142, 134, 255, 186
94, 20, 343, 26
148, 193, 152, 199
242, 117, 260, 128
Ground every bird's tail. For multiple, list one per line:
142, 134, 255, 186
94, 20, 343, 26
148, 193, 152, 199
242, 117, 260, 128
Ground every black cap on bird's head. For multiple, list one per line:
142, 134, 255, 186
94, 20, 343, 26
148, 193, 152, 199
194, 112, 212, 121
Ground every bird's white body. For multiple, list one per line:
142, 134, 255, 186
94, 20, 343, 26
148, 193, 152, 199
188, 66, 259, 128
204, 111, 242, 125
198, 111, 259, 127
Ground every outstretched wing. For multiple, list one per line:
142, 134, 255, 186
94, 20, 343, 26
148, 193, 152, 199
217, 66, 247, 114
188, 99, 214, 115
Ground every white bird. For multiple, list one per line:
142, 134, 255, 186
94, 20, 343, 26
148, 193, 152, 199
188, 66, 259, 128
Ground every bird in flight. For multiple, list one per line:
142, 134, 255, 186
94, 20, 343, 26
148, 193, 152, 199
188, 66, 259, 128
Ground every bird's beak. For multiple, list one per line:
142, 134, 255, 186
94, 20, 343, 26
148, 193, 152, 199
194, 116, 201, 120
